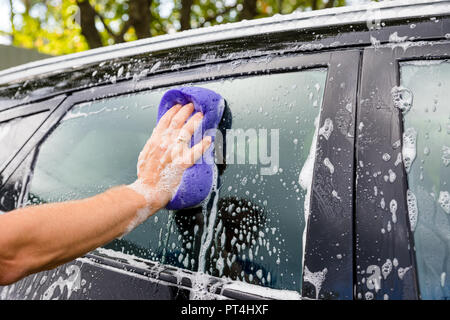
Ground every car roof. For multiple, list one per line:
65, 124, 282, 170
0, 0, 448, 86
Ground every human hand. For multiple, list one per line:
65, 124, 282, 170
129, 103, 211, 211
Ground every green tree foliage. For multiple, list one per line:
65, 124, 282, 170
3, 0, 348, 55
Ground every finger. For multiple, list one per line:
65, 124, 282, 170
177, 111, 203, 144
184, 136, 212, 168
153, 104, 182, 136
140, 104, 183, 161
168, 103, 195, 131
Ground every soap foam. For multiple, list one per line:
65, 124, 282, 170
318, 118, 333, 140
398, 266, 411, 280
438, 191, 450, 214
123, 206, 152, 236
299, 115, 320, 270
406, 190, 418, 231
389, 199, 397, 224
381, 259, 392, 280
127, 178, 154, 205
159, 163, 185, 197
125, 174, 178, 236
323, 157, 334, 174
402, 127, 417, 173
197, 166, 219, 273
121, 179, 157, 235
391, 86, 413, 114
303, 266, 327, 300
442, 146, 450, 167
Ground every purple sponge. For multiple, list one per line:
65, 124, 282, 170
157, 87, 225, 210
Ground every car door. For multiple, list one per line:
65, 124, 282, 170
0, 47, 360, 300
356, 40, 450, 300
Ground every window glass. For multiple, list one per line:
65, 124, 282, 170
0, 112, 48, 171
0, 151, 35, 213
400, 60, 450, 300
28, 69, 327, 293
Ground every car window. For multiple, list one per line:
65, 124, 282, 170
0, 151, 36, 213
27, 69, 327, 293
399, 60, 450, 300
0, 112, 48, 172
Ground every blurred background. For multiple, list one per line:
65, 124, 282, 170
0, 0, 379, 69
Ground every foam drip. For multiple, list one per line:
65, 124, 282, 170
389, 199, 397, 224
197, 166, 220, 273
123, 206, 152, 236
406, 190, 418, 231
402, 127, 417, 173
189, 165, 221, 300
303, 266, 327, 300
299, 115, 320, 271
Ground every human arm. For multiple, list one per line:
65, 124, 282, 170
0, 103, 210, 285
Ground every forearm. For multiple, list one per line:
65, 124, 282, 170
0, 102, 210, 286
0, 185, 156, 285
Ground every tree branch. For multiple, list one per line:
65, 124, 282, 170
324, 0, 335, 9
8, 0, 14, 42
76, 0, 103, 49
129, 0, 152, 39
277, 0, 283, 14
200, 5, 235, 27
94, 10, 128, 43
239, 0, 258, 20
180, 0, 193, 31
118, 20, 133, 39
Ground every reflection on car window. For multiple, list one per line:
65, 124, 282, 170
0, 151, 36, 213
0, 112, 48, 171
28, 69, 327, 293
400, 60, 450, 300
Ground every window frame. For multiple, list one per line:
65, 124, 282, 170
356, 41, 450, 300
2, 49, 360, 300
0, 95, 66, 183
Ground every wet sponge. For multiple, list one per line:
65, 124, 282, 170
157, 87, 225, 210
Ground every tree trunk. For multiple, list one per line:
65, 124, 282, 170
76, 0, 103, 49
129, 0, 152, 39
180, 0, 193, 31
23, 0, 31, 14
324, 0, 335, 9
240, 0, 258, 20
8, 0, 14, 42
277, 0, 283, 14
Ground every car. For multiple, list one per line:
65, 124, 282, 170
0, 0, 449, 300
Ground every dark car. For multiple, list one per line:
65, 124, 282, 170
0, 0, 449, 300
